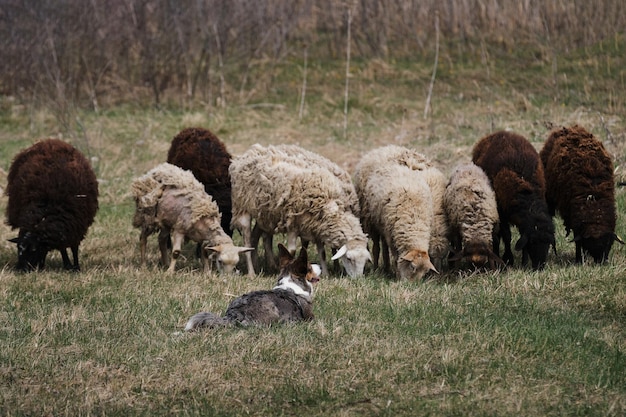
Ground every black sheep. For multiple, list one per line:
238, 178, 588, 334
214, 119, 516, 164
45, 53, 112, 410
472, 131, 555, 269
540, 125, 623, 263
5, 139, 99, 271
167, 127, 233, 236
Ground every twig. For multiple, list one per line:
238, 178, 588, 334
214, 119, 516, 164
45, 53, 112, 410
424, 10, 439, 119
213, 24, 226, 108
343, 6, 352, 140
598, 113, 616, 147
299, 44, 308, 121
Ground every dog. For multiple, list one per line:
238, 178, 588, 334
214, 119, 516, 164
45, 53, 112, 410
185, 243, 321, 330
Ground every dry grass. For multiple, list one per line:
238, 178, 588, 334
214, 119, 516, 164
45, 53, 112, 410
1, 40, 626, 416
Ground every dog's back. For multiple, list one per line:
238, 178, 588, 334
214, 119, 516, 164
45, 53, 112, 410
185, 244, 319, 331
224, 288, 313, 326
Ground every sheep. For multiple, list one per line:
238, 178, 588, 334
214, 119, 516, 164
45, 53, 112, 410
230, 144, 371, 278
185, 244, 320, 330
444, 162, 503, 269
540, 125, 623, 263
5, 138, 99, 271
354, 145, 438, 280
353, 145, 449, 273
167, 127, 233, 236
131, 163, 252, 273
472, 131, 555, 269
245, 144, 360, 272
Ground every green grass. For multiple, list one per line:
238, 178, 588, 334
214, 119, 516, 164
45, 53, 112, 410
1, 39, 626, 416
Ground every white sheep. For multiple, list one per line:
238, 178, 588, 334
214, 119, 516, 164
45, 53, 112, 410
353, 145, 449, 272
443, 162, 503, 269
246, 144, 361, 272
354, 146, 438, 280
131, 163, 252, 273
230, 144, 370, 277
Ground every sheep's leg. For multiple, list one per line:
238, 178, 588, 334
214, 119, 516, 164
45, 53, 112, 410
500, 222, 514, 266
381, 238, 391, 273
250, 224, 262, 271
316, 241, 329, 276
167, 231, 185, 273
139, 227, 149, 266
71, 246, 80, 270
262, 232, 277, 272
236, 214, 256, 277
158, 229, 171, 268
60, 249, 72, 269
202, 246, 214, 275
492, 227, 501, 258
286, 232, 298, 255
38, 251, 49, 270
371, 232, 380, 270
575, 240, 583, 263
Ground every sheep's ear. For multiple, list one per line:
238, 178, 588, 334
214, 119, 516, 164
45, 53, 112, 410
488, 252, 505, 269
206, 245, 222, 253
614, 234, 625, 245
426, 258, 439, 274
331, 245, 348, 261
236, 246, 255, 253
448, 249, 463, 262
515, 234, 529, 251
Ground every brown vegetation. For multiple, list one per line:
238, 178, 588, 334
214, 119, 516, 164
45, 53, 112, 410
1, 0, 624, 107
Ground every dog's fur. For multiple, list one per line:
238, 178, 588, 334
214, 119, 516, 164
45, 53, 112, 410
185, 244, 320, 330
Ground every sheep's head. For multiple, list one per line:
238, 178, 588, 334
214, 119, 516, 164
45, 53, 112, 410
8, 231, 49, 272
516, 202, 556, 270
576, 232, 624, 264
205, 243, 254, 274
331, 241, 371, 277
450, 241, 504, 270
397, 249, 438, 281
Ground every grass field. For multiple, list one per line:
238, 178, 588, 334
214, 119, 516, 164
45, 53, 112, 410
1, 39, 625, 416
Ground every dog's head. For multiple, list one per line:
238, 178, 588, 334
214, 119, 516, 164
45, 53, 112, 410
274, 244, 320, 298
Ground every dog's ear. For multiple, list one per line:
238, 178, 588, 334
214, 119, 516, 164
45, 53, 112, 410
278, 243, 293, 269
293, 246, 308, 274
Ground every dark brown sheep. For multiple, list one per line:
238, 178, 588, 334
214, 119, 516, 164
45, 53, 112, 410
167, 127, 233, 236
5, 139, 99, 271
540, 125, 622, 263
472, 131, 555, 269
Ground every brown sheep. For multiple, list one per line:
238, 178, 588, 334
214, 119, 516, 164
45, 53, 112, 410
472, 131, 555, 269
5, 139, 99, 271
540, 125, 623, 263
167, 127, 233, 236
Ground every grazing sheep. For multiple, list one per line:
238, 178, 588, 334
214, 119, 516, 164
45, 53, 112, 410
472, 131, 555, 269
247, 144, 360, 272
230, 144, 370, 277
185, 244, 320, 330
444, 162, 503, 269
5, 139, 99, 271
131, 163, 252, 273
354, 146, 438, 280
167, 127, 233, 236
354, 145, 449, 274
540, 125, 623, 263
